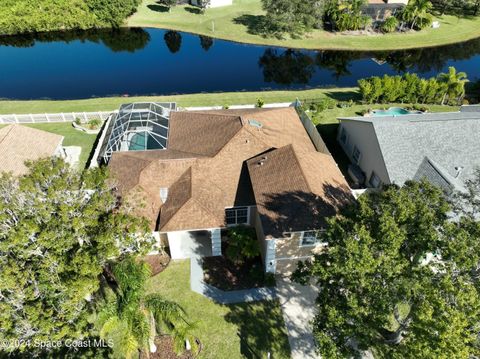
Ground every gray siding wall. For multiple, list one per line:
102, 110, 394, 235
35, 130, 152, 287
338, 120, 390, 186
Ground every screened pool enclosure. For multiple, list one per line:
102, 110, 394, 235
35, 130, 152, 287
99, 102, 176, 163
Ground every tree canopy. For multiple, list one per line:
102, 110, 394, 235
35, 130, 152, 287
293, 180, 480, 358
261, 0, 324, 37
0, 158, 153, 353
0, 0, 141, 36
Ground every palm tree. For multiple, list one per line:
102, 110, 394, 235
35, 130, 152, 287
94, 257, 196, 358
438, 66, 469, 105
381, 16, 399, 33
404, 0, 432, 29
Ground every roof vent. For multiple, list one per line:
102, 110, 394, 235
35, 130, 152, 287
454, 166, 464, 178
160, 187, 168, 203
248, 119, 263, 129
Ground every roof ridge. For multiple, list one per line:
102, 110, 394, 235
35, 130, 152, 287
287, 145, 315, 194
185, 111, 242, 119
157, 167, 193, 230
0, 125, 15, 146
206, 126, 257, 159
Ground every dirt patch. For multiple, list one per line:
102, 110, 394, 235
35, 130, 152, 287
203, 243, 275, 291
141, 254, 170, 276
141, 335, 201, 359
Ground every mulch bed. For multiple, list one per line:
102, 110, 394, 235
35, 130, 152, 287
141, 335, 201, 359
203, 242, 271, 291
140, 253, 171, 276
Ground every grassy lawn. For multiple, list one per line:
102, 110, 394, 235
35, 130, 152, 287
146, 260, 291, 359
24, 123, 97, 169
0, 88, 358, 114
128, 0, 480, 50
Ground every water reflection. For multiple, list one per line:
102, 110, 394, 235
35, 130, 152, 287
199, 35, 214, 51
0, 28, 479, 99
259, 49, 316, 85
164, 31, 182, 54
0, 28, 150, 52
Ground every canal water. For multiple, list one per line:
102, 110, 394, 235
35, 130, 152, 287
0, 28, 479, 100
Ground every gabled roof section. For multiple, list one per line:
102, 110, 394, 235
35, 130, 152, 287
109, 149, 198, 192
338, 110, 480, 189
168, 111, 244, 157
158, 167, 193, 229
247, 144, 352, 238
159, 166, 227, 231
0, 125, 63, 176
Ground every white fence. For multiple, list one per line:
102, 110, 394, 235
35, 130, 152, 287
0, 111, 115, 124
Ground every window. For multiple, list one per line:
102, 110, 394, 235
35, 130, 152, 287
300, 230, 325, 247
352, 146, 361, 164
369, 171, 382, 188
225, 207, 249, 225
339, 128, 348, 145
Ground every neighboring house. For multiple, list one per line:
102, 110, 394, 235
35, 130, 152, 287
363, 0, 407, 22
190, 0, 232, 8
102, 103, 352, 275
0, 124, 64, 176
337, 105, 480, 193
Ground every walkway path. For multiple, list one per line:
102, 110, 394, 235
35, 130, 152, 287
189, 248, 319, 357
276, 277, 320, 359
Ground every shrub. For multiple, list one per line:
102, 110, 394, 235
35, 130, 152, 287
357, 68, 467, 105
226, 226, 260, 262
87, 118, 102, 129
223, 104, 230, 109
337, 100, 354, 108
381, 16, 398, 33
74, 118, 82, 125
256, 98, 265, 108
264, 273, 276, 287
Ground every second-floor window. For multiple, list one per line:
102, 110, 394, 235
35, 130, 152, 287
300, 230, 326, 247
225, 207, 249, 225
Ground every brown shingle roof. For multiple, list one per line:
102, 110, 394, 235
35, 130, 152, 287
168, 111, 243, 157
247, 144, 353, 238
0, 125, 63, 176
108, 107, 351, 233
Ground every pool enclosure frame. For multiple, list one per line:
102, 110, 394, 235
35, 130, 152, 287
99, 102, 176, 164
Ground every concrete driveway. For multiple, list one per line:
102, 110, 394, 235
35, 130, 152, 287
276, 277, 320, 359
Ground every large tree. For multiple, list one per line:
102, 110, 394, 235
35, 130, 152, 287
261, 0, 324, 37
293, 180, 480, 358
0, 158, 153, 353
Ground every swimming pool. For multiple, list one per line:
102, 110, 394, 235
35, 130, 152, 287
129, 131, 166, 151
129, 132, 147, 151
371, 107, 423, 117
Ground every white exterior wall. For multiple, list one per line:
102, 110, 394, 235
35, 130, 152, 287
191, 0, 232, 8
338, 120, 390, 187
167, 231, 193, 259
166, 228, 220, 259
